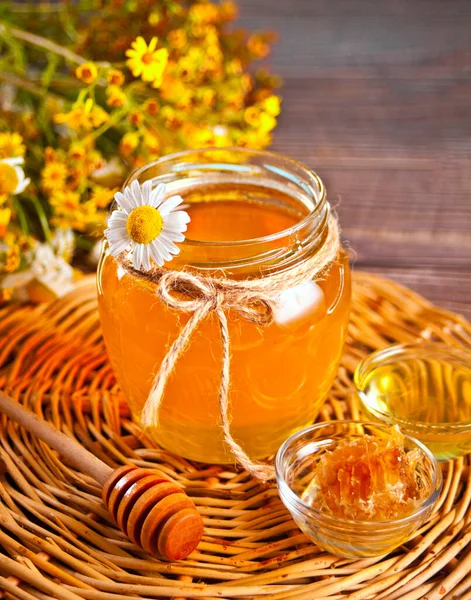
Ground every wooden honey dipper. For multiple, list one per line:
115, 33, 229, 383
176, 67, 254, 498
0, 390, 204, 560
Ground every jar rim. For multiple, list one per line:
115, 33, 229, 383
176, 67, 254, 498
124, 147, 327, 249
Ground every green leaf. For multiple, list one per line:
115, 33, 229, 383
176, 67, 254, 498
11, 196, 29, 235
0, 26, 26, 72
41, 51, 60, 88
27, 195, 52, 243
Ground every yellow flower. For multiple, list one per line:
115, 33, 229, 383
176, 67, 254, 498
0, 207, 11, 238
0, 162, 19, 195
84, 99, 109, 128
90, 186, 119, 209
244, 106, 277, 133
127, 110, 144, 127
0, 158, 30, 195
51, 189, 99, 233
189, 3, 220, 23
119, 132, 139, 154
0, 194, 8, 206
41, 161, 68, 192
55, 99, 108, 131
168, 29, 187, 50
258, 112, 277, 133
200, 88, 216, 107
107, 69, 125, 87
160, 106, 182, 130
50, 189, 81, 211
126, 36, 168, 87
220, 0, 237, 20
68, 143, 87, 161
4, 244, 20, 273
247, 35, 270, 58
75, 62, 98, 84
0, 132, 25, 159
226, 58, 243, 76
237, 129, 271, 149
186, 126, 215, 149
262, 95, 281, 117
148, 10, 161, 26
244, 106, 262, 126
143, 131, 160, 155
143, 98, 160, 116
106, 86, 127, 108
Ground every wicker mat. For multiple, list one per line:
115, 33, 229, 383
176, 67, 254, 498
0, 272, 471, 600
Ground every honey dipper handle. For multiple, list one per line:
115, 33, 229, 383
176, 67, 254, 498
0, 390, 113, 485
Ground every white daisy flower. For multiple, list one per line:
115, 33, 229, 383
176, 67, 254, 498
104, 179, 190, 271
0, 157, 30, 195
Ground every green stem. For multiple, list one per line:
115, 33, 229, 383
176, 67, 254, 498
0, 21, 86, 65
11, 197, 29, 236
27, 196, 52, 243
0, 72, 47, 97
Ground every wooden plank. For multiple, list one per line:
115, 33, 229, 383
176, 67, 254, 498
237, 0, 471, 74
361, 266, 471, 320
235, 0, 471, 317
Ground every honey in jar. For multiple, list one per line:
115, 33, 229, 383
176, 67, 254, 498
97, 149, 351, 463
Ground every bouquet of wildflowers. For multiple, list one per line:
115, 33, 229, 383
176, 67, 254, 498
0, 0, 280, 302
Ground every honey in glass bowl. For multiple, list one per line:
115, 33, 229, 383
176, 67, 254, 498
97, 149, 351, 464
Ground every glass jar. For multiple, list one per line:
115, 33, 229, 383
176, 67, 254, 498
97, 148, 351, 464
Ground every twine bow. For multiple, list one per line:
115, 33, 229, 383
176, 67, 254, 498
119, 214, 340, 482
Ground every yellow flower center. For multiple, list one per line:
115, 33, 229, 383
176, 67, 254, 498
126, 205, 163, 244
0, 163, 19, 195
142, 52, 154, 65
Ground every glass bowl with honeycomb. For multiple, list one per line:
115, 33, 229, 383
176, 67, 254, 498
354, 343, 471, 461
275, 420, 442, 558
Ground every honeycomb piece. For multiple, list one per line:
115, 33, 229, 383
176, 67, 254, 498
314, 429, 422, 521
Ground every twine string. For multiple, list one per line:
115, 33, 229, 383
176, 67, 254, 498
121, 214, 340, 482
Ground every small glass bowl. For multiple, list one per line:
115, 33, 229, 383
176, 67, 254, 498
354, 343, 471, 460
275, 420, 442, 558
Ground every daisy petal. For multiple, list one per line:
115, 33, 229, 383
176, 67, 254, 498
157, 236, 181, 255
149, 183, 166, 208
162, 230, 185, 242
1, 157, 23, 166
106, 228, 129, 243
114, 191, 134, 214
132, 244, 143, 269
141, 180, 153, 205
108, 211, 128, 226
130, 179, 143, 206
149, 241, 167, 267
152, 238, 173, 263
105, 233, 130, 256
114, 190, 135, 215
159, 195, 184, 216
15, 177, 30, 194
164, 210, 191, 230
141, 245, 152, 271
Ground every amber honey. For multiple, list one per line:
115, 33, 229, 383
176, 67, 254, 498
97, 150, 351, 463
304, 429, 422, 521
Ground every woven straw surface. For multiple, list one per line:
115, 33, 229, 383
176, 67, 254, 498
0, 273, 471, 600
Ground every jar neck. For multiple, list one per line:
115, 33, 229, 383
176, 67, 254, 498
125, 148, 330, 277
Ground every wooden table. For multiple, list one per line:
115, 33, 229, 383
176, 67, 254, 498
239, 0, 471, 318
